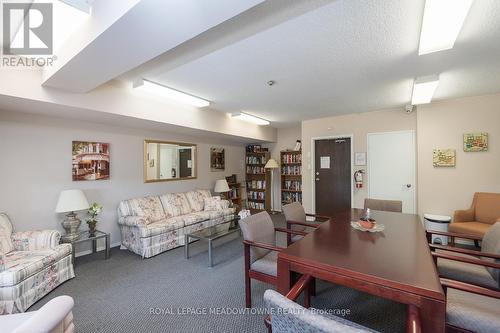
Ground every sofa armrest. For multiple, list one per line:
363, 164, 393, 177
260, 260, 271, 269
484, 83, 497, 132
118, 216, 149, 227
0, 253, 5, 272
11, 230, 61, 251
453, 207, 475, 223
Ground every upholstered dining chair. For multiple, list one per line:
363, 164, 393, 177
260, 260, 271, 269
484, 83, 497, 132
282, 202, 330, 245
364, 198, 403, 213
0, 295, 75, 333
263, 274, 422, 333
239, 211, 307, 308
427, 222, 500, 290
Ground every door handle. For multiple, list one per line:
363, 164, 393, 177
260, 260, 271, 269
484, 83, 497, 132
316, 178, 320, 181
405, 184, 412, 188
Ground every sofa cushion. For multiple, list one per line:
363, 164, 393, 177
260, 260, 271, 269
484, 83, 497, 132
0, 244, 72, 287
185, 190, 212, 212
182, 212, 212, 226
118, 196, 165, 223
251, 251, 278, 277
203, 196, 222, 211
137, 218, 185, 238
159, 193, 192, 218
449, 222, 491, 238
0, 213, 14, 254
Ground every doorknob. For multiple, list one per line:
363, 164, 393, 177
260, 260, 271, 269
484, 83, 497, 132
405, 184, 412, 188
316, 178, 320, 181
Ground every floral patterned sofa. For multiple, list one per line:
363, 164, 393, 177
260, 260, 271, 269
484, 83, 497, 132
118, 190, 235, 258
0, 213, 75, 314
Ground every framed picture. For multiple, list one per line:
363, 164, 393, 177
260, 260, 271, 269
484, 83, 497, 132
210, 147, 225, 171
72, 141, 110, 181
463, 133, 488, 152
354, 152, 366, 166
433, 149, 456, 167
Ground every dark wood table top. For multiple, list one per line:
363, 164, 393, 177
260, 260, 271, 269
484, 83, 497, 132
279, 208, 444, 300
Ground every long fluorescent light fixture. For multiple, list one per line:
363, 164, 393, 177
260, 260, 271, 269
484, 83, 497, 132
232, 112, 270, 126
418, 0, 474, 55
411, 75, 440, 105
134, 79, 210, 108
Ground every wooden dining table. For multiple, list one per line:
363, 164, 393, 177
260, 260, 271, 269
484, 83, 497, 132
277, 208, 445, 332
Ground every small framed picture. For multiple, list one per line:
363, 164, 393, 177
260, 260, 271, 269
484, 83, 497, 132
210, 147, 225, 171
354, 152, 366, 166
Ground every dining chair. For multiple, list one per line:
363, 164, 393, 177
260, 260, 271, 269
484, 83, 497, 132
239, 211, 307, 308
282, 202, 330, 245
364, 198, 402, 213
263, 274, 421, 333
427, 222, 500, 290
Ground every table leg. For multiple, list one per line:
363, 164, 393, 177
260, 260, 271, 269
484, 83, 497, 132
419, 297, 446, 333
184, 235, 190, 259
208, 239, 213, 267
277, 258, 292, 295
105, 234, 110, 259
92, 238, 97, 254
71, 244, 76, 266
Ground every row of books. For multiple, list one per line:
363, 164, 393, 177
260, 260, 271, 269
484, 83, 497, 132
282, 153, 302, 164
248, 201, 265, 210
247, 191, 265, 200
282, 165, 301, 175
246, 145, 269, 153
247, 166, 266, 174
282, 192, 302, 204
228, 188, 239, 200
283, 180, 302, 191
246, 156, 267, 165
246, 180, 266, 189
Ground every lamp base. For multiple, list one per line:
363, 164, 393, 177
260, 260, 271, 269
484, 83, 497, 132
61, 212, 81, 242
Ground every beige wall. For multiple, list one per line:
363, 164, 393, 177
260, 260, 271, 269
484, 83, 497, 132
417, 94, 500, 218
301, 109, 417, 213
0, 111, 245, 254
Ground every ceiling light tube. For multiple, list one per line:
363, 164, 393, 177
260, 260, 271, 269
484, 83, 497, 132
411, 75, 439, 105
133, 79, 210, 108
418, 0, 474, 55
232, 112, 270, 126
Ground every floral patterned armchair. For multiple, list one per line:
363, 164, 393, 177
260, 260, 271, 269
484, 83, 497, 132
0, 213, 75, 314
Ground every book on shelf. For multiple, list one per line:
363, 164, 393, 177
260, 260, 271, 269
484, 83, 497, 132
246, 180, 266, 189
281, 152, 302, 164
246, 166, 266, 174
283, 180, 302, 191
282, 165, 302, 175
282, 192, 302, 204
246, 155, 267, 165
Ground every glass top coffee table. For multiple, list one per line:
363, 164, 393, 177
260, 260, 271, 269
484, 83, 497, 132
184, 217, 240, 267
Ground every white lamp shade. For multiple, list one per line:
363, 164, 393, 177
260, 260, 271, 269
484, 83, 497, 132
264, 159, 279, 169
55, 190, 90, 213
214, 179, 230, 193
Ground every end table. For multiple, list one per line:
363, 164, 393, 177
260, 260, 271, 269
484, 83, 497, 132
61, 230, 110, 265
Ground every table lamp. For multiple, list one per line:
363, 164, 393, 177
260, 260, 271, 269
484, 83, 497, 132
264, 158, 279, 213
56, 189, 90, 242
214, 179, 230, 200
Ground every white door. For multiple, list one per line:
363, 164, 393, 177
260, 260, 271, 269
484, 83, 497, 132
367, 131, 416, 213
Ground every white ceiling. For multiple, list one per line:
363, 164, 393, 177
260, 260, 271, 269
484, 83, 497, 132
145, 0, 500, 127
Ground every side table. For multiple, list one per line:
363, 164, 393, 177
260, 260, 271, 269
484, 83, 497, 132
61, 230, 110, 265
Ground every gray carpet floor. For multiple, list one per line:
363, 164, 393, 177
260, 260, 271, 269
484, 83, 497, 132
31, 215, 405, 333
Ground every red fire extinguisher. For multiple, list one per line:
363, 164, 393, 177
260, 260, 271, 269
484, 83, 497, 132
354, 170, 364, 189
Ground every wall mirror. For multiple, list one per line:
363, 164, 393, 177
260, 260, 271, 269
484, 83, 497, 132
144, 140, 197, 183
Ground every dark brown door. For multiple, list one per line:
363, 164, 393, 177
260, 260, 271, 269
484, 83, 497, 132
315, 138, 351, 216
179, 149, 192, 178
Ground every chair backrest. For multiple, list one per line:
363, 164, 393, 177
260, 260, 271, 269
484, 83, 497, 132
282, 202, 307, 232
473, 192, 500, 224
12, 295, 74, 333
364, 199, 402, 213
264, 289, 376, 333
481, 222, 500, 286
239, 211, 275, 264
0, 213, 14, 255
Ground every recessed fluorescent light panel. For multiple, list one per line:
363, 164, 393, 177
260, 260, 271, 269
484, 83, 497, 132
134, 79, 210, 108
418, 0, 474, 55
411, 75, 440, 105
232, 112, 270, 126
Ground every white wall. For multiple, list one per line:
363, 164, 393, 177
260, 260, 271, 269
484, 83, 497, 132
0, 111, 246, 253
417, 94, 500, 218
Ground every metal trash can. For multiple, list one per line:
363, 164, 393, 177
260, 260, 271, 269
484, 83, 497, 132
424, 214, 452, 245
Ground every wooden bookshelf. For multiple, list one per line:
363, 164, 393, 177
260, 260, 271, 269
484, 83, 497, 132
225, 174, 242, 210
245, 146, 271, 212
280, 150, 302, 205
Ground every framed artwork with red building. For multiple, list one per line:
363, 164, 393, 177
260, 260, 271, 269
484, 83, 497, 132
72, 141, 110, 181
